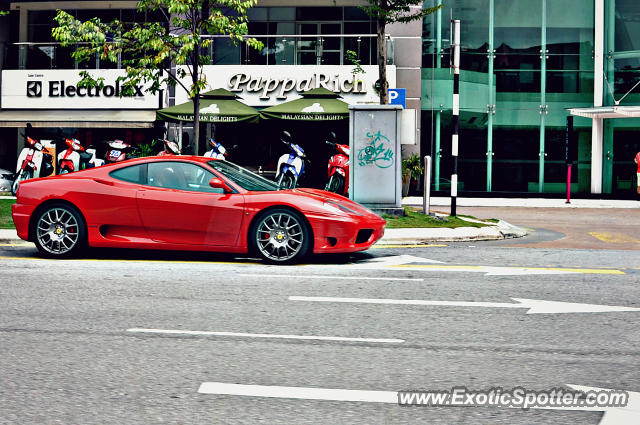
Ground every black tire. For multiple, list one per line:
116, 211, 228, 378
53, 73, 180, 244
249, 208, 311, 264
325, 174, 344, 194
11, 169, 33, 196
33, 203, 86, 258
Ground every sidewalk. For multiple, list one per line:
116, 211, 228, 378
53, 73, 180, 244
378, 219, 527, 245
404, 196, 640, 209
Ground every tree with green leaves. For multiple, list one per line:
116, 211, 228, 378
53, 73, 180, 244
361, 0, 442, 104
52, 0, 262, 155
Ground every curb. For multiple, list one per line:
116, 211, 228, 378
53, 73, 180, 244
378, 220, 528, 245
0, 221, 529, 247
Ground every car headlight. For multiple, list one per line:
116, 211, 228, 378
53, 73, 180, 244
323, 200, 361, 216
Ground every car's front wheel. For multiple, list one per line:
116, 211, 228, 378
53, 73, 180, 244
250, 208, 311, 263
33, 203, 86, 257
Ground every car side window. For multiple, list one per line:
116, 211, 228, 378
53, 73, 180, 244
109, 164, 146, 184
147, 161, 224, 193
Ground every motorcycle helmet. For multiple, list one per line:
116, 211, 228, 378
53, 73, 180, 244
281, 130, 292, 144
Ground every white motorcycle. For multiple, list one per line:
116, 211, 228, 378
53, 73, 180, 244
13, 136, 54, 195
204, 138, 228, 159
275, 131, 307, 190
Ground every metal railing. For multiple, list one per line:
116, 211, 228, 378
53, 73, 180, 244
5, 34, 393, 70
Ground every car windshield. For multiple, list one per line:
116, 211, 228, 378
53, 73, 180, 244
208, 160, 279, 192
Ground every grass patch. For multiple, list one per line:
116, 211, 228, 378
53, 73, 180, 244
0, 198, 15, 229
383, 207, 493, 229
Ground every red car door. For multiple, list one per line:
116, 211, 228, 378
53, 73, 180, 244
136, 161, 245, 246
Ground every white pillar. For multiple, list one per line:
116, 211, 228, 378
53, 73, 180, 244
591, 117, 603, 194
593, 0, 604, 108
591, 0, 604, 194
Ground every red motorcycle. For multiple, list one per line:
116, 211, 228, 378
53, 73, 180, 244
105, 140, 131, 164
324, 132, 350, 196
58, 138, 104, 173
157, 139, 181, 156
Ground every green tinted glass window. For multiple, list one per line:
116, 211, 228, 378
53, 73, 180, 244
109, 164, 146, 184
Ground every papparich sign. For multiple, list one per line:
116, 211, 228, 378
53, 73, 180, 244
175, 65, 396, 107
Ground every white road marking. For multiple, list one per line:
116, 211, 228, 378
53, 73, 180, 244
289, 296, 640, 314
388, 264, 624, 276
126, 328, 404, 344
197, 383, 640, 425
237, 273, 423, 282
351, 255, 445, 268
197, 382, 397, 403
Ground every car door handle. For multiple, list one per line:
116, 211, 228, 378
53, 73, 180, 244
93, 178, 114, 186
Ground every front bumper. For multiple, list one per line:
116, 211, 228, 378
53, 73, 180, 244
310, 214, 386, 254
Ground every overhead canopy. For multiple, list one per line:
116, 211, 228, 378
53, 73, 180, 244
260, 87, 349, 121
568, 106, 640, 119
156, 88, 260, 124
0, 110, 156, 128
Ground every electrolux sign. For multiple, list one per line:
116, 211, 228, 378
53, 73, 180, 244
2, 70, 158, 109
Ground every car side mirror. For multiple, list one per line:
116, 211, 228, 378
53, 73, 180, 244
209, 177, 232, 193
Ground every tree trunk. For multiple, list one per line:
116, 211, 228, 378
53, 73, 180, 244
377, 18, 388, 105
192, 65, 200, 156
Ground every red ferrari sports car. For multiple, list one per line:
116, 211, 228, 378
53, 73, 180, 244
11, 156, 385, 263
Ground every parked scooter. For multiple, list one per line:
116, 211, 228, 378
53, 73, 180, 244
275, 131, 307, 190
157, 139, 181, 156
104, 140, 132, 164
57, 138, 104, 174
12, 135, 54, 195
204, 138, 228, 159
324, 132, 350, 196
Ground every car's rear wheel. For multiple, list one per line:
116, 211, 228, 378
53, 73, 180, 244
251, 208, 311, 263
34, 203, 86, 257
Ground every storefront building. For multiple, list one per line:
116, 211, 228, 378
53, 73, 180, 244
422, 0, 640, 196
0, 1, 420, 179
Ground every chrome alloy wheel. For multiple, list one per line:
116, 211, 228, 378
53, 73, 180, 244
256, 212, 304, 262
36, 207, 80, 255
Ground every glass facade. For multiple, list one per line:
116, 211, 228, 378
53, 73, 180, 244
214, 7, 377, 66
422, 0, 598, 194
13, 7, 377, 70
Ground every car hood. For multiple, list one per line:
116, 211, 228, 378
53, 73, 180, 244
294, 188, 383, 219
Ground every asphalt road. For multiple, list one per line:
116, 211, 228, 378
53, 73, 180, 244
1, 234, 639, 425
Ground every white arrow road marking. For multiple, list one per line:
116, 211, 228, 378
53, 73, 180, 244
527, 385, 640, 425
341, 256, 624, 275
197, 383, 640, 425
389, 265, 625, 276
126, 328, 403, 344
198, 382, 397, 403
289, 296, 640, 314
236, 274, 423, 282
351, 255, 445, 268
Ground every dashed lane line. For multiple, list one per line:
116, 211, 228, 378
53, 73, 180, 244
390, 264, 625, 275
371, 244, 448, 248
0, 255, 260, 266
237, 273, 423, 282
127, 328, 404, 344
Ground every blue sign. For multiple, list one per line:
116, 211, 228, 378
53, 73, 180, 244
387, 88, 406, 109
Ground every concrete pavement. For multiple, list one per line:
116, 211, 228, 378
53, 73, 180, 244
5, 195, 640, 245
404, 196, 640, 209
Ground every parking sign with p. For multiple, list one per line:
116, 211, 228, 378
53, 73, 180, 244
387, 88, 406, 109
